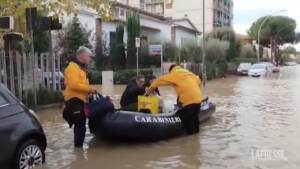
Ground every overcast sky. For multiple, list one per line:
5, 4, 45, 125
233, 0, 300, 50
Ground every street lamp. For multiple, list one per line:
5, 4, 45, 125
257, 9, 287, 62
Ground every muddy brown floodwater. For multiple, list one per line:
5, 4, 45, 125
37, 66, 300, 169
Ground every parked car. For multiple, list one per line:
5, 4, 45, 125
248, 63, 273, 77
260, 62, 280, 73
0, 84, 47, 169
237, 63, 252, 75
285, 62, 297, 66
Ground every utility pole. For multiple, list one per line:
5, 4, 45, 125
202, 0, 207, 86
49, 28, 56, 91
28, 8, 37, 109
135, 37, 140, 76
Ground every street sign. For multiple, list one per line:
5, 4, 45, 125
135, 37, 140, 48
0, 16, 14, 29
149, 44, 164, 74
149, 45, 162, 56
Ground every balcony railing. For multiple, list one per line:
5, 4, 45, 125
145, 0, 163, 5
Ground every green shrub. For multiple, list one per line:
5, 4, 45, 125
25, 90, 35, 109
22, 88, 64, 108
163, 42, 178, 62
88, 70, 102, 84
216, 62, 228, 77
233, 57, 257, 64
206, 39, 229, 63
114, 69, 137, 84
36, 88, 64, 105
114, 69, 153, 84
88, 69, 154, 84
239, 44, 256, 58
206, 62, 216, 80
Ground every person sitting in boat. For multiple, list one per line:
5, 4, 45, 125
145, 75, 160, 96
120, 75, 146, 111
145, 64, 203, 135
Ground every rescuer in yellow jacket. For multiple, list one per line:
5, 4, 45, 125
63, 46, 95, 147
145, 65, 203, 134
64, 60, 93, 102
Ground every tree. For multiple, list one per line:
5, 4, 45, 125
57, 16, 91, 67
182, 42, 202, 63
126, 12, 140, 68
282, 46, 297, 54
178, 48, 188, 64
296, 33, 300, 42
112, 24, 126, 69
95, 35, 104, 70
248, 16, 297, 65
207, 27, 239, 61
205, 39, 229, 64
0, 0, 111, 37
279, 46, 297, 64
239, 44, 256, 58
163, 42, 178, 62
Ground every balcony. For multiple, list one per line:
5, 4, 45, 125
145, 0, 164, 5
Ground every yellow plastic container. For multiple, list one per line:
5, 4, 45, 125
138, 96, 160, 114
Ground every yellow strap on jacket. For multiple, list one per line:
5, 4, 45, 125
149, 66, 203, 107
64, 61, 92, 102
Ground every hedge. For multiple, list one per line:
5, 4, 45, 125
25, 88, 64, 109
88, 68, 154, 84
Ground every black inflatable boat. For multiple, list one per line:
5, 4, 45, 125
89, 101, 216, 141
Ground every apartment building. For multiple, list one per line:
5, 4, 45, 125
120, 0, 233, 32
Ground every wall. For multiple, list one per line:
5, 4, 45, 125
102, 22, 131, 55
174, 28, 197, 47
140, 15, 172, 42
174, 20, 196, 30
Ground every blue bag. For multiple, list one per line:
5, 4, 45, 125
86, 93, 115, 118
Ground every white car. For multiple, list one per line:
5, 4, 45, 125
260, 62, 280, 73
248, 63, 272, 77
285, 62, 297, 66
237, 63, 252, 75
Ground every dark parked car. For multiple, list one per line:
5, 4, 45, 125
0, 84, 47, 169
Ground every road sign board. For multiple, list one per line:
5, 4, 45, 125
0, 16, 14, 29
149, 45, 162, 56
135, 37, 140, 48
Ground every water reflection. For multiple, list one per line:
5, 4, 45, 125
37, 66, 300, 169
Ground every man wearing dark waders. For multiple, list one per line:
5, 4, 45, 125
63, 46, 95, 147
145, 65, 203, 134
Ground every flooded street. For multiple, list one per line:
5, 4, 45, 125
37, 66, 300, 169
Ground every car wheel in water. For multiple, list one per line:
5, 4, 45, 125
14, 139, 45, 169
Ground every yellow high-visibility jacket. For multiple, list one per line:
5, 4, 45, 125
64, 61, 92, 102
149, 66, 203, 107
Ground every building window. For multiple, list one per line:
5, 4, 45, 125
140, 0, 146, 10
120, 9, 125, 16
109, 32, 116, 55
113, 7, 119, 18
166, 0, 173, 9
